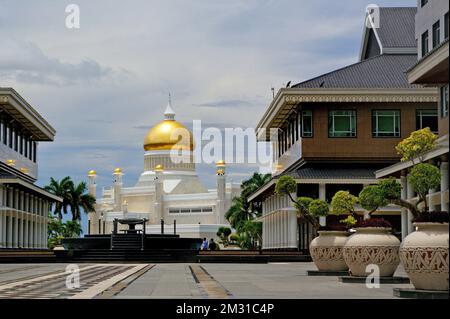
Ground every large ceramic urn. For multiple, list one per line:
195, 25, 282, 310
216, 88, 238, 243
310, 231, 349, 271
343, 227, 400, 277
400, 223, 449, 291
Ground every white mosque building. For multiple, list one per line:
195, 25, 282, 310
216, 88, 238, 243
87, 100, 241, 240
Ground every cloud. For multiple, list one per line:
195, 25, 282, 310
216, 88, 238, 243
0, 38, 120, 86
3, 0, 417, 204
192, 99, 254, 108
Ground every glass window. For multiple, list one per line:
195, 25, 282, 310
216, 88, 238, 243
441, 85, 449, 118
433, 21, 441, 48
329, 110, 356, 137
372, 110, 400, 137
421, 31, 429, 57
420, 0, 428, 7
416, 109, 438, 133
301, 110, 313, 137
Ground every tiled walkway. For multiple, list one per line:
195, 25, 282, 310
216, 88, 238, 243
0, 262, 415, 299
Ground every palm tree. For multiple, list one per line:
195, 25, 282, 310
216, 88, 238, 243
225, 173, 272, 245
44, 177, 72, 220
68, 181, 96, 221
240, 172, 271, 217
225, 196, 249, 231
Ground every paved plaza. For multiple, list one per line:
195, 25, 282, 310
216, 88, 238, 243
0, 262, 414, 299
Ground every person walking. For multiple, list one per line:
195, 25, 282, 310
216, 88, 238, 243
209, 238, 217, 251
201, 238, 209, 250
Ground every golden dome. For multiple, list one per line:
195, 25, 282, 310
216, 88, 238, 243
144, 100, 194, 152
88, 170, 97, 176
113, 167, 122, 174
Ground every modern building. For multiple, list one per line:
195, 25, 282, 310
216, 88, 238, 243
0, 88, 61, 249
376, 0, 449, 238
87, 100, 240, 240
248, 7, 439, 251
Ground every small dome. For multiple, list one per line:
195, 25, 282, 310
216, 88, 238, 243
113, 167, 122, 174
88, 170, 97, 176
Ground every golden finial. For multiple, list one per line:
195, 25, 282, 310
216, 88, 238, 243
216, 160, 226, 168
6, 159, 16, 166
88, 170, 97, 176
113, 167, 122, 174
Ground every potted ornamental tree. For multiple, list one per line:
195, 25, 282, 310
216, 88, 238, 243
309, 194, 351, 272
388, 128, 448, 291
334, 188, 401, 277
275, 176, 351, 272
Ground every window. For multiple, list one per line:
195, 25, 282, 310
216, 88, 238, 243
372, 110, 400, 137
328, 110, 356, 137
445, 12, 449, 39
169, 207, 213, 214
441, 85, 449, 118
432, 21, 441, 48
420, 0, 428, 7
416, 109, 438, 133
301, 110, 313, 137
421, 31, 429, 57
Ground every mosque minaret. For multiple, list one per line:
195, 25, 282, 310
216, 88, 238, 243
87, 99, 240, 240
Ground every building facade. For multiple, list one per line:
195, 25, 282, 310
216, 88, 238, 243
0, 88, 61, 250
87, 101, 241, 240
376, 0, 449, 238
248, 7, 440, 251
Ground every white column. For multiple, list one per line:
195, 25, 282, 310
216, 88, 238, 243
0, 210, 4, 248
284, 211, 288, 248
273, 213, 277, 249
407, 176, 415, 234
0, 185, 4, 248
269, 214, 275, 249
289, 210, 297, 248
400, 174, 408, 240
429, 188, 437, 212
13, 212, 18, 248
318, 184, 326, 226
13, 189, 19, 248
7, 211, 12, 248
441, 161, 449, 212
30, 195, 35, 249
280, 211, 285, 248
24, 214, 29, 248
33, 197, 38, 249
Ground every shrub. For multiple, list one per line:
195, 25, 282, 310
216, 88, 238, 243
409, 163, 441, 202
331, 191, 357, 215
359, 185, 388, 214
275, 176, 297, 197
396, 128, 438, 162
355, 218, 392, 228
229, 233, 239, 243
308, 199, 329, 217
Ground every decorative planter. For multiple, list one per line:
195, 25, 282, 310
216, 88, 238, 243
343, 227, 400, 277
400, 222, 449, 291
310, 231, 349, 271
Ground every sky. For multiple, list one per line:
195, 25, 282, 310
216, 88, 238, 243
0, 0, 416, 226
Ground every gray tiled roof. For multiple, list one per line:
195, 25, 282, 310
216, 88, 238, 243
284, 166, 377, 180
377, 7, 416, 48
293, 54, 419, 89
